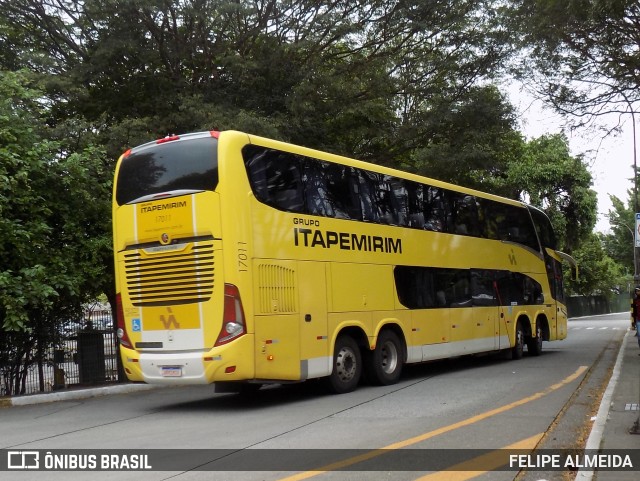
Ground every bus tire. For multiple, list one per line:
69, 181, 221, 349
527, 325, 543, 356
366, 330, 403, 385
327, 335, 362, 394
512, 321, 525, 360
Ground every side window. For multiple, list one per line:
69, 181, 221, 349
529, 206, 557, 250
357, 170, 381, 222
355, 172, 407, 226
503, 205, 539, 251
406, 181, 425, 229
448, 193, 482, 237
471, 270, 497, 306
309, 162, 361, 220
544, 254, 565, 303
244, 146, 305, 212
389, 177, 409, 226
375, 175, 404, 225
394, 266, 437, 309
303, 160, 334, 217
484, 201, 539, 251
394, 267, 467, 309
442, 269, 472, 308
494, 272, 541, 305
423, 186, 447, 232
495, 271, 522, 305
477, 198, 499, 240
525, 276, 544, 305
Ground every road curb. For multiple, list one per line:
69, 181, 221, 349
577, 329, 630, 481
0, 383, 158, 408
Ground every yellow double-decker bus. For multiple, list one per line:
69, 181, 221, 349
112, 130, 576, 394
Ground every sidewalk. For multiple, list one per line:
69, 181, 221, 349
0, 382, 157, 408
580, 328, 640, 481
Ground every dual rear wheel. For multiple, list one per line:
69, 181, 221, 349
327, 330, 404, 394
511, 320, 543, 359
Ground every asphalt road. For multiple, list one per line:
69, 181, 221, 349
0, 313, 629, 481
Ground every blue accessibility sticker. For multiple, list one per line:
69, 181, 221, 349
132, 318, 141, 332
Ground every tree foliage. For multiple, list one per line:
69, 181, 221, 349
0, 70, 112, 332
602, 193, 636, 273
506, 134, 597, 252
0, 0, 613, 342
567, 232, 623, 296
0, 0, 513, 161
509, 0, 640, 131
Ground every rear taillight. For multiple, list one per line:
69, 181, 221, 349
115, 293, 133, 348
215, 284, 246, 346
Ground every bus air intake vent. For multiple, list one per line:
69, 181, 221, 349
257, 264, 297, 314
124, 242, 214, 306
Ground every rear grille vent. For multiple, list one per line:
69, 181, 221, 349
257, 264, 297, 313
124, 243, 214, 306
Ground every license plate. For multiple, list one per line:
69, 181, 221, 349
161, 366, 182, 377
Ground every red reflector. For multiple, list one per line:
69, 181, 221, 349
225, 366, 236, 374
115, 293, 133, 349
122, 149, 132, 158
156, 135, 180, 144
210, 131, 220, 138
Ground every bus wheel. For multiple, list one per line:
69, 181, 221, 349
327, 336, 362, 394
512, 321, 524, 360
527, 325, 543, 356
367, 330, 403, 385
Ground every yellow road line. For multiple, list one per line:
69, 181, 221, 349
277, 366, 587, 481
413, 432, 544, 481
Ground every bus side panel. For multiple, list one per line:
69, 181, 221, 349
449, 307, 476, 352
498, 305, 511, 349
298, 261, 331, 379
472, 305, 500, 352
253, 259, 301, 380
411, 310, 450, 362
254, 314, 301, 380
330, 263, 395, 313
327, 262, 393, 354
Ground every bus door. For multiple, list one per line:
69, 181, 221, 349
494, 271, 517, 349
447, 270, 475, 354
297, 261, 330, 380
471, 269, 499, 352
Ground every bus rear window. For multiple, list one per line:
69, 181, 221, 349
116, 137, 219, 205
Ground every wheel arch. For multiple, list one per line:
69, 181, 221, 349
516, 314, 533, 339
535, 314, 551, 341
374, 322, 408, 363
334, 325, 369, 355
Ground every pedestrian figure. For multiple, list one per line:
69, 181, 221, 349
632, 287, 640, 331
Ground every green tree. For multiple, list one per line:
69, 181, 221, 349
566, 232, 622, 296
509, 0, 640, 131
0, 0, 514, 161
0, 70, 112, 394
402, 85, 526, 194
602, 193, 636, 273
505, 134, 597, 252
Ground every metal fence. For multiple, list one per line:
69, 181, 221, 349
0, 304, 120, 397
566, 293, 631, 318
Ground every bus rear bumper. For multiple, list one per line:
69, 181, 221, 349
120, 334, 255, 384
